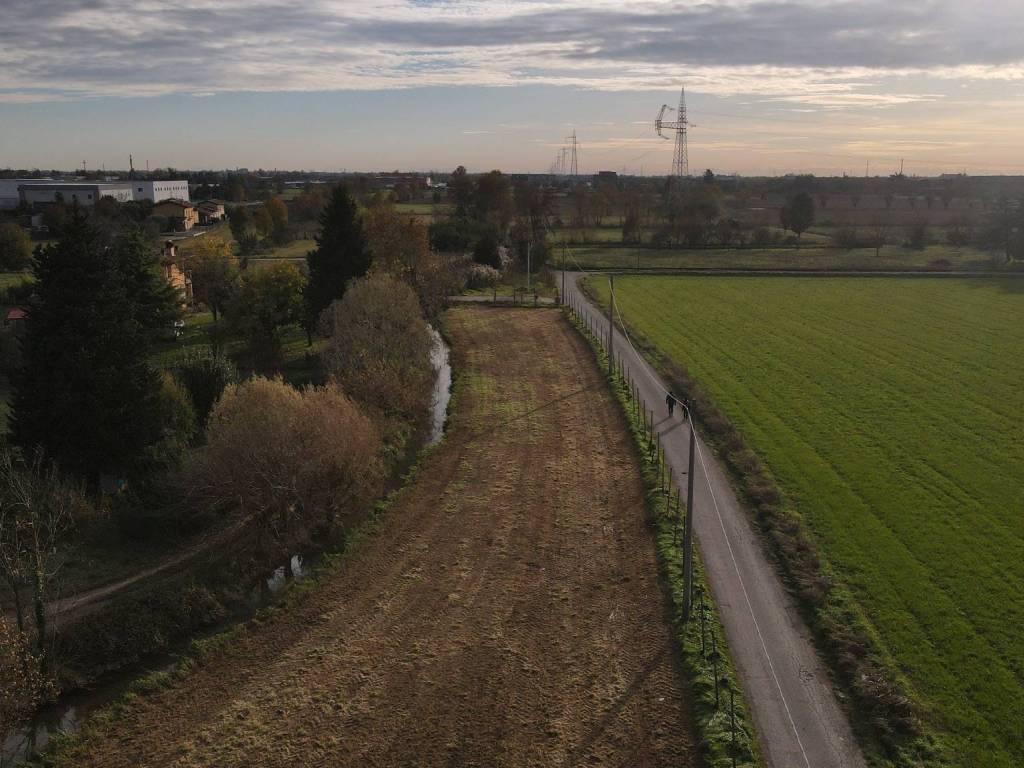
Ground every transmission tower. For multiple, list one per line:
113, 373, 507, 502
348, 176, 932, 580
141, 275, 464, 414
567, 130, 579, 176
655, 86, 690, 184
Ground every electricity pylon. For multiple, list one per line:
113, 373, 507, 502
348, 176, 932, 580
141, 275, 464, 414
655, 86, 691, 184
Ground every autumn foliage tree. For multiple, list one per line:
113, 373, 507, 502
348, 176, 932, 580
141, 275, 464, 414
321, 273, 434, 420
227, 261, 306, 371
188, 234, 238, 321
187, 377, 382, 567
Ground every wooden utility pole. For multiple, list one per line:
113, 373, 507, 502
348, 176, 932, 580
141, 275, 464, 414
607, 274, 615, 376
683, 420, 696, 619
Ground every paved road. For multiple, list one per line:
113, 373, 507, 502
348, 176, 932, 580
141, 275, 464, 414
563, 271, 867, 768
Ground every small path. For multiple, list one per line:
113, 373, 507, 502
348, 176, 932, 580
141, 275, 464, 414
563, 271, 867, 768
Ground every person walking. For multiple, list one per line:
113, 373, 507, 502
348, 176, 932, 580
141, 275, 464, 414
666, 392, 676, 417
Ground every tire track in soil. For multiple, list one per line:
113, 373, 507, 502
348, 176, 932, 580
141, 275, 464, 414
57, 307, 697, 768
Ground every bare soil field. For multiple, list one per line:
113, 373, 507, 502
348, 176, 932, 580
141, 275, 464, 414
53, 306, 696, 768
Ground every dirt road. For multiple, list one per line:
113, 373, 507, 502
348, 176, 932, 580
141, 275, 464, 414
56, 306, 696, 768
563, 272, 866, 768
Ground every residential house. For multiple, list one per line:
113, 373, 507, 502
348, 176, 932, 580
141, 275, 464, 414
196, 199, 226, 224
152, 199, 198, 231
160, 241, 193, 302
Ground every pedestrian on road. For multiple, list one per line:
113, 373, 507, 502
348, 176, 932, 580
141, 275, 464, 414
666, 392, 676, 417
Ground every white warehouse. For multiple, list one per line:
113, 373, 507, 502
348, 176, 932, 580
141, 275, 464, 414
132, 180, 190, 203
19, 182, 135, 207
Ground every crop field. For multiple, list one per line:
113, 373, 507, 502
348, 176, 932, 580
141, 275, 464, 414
586, 275, 1024, 767
570, 244, 998, 272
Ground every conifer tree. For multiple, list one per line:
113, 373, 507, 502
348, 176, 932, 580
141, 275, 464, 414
304, 185, 371, 338
9, 212, 166, 482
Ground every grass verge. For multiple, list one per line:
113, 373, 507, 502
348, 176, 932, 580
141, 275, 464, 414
565, 306, 762, 768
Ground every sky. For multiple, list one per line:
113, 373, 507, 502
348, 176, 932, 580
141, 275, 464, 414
1, 0, 1023, 176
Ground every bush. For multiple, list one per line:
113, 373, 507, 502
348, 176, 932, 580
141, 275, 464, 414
834, 227, 860, 249
145, 371, 197, 471
0, 223, 33, 271
466, 263, 500, 289
188, 377, 383, 563
472, 230, 502, 269
320, 273, 434, 420
174, 351, 238, 429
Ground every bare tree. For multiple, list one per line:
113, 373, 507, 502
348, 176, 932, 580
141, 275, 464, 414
868, 218, 891, 257
0, 449, 78, 671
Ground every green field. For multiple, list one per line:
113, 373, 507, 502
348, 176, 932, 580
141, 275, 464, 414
571, 244, 1000, 272
586, 275, 1024, 767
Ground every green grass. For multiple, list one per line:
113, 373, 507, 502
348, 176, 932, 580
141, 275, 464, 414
394, 201, 451, 218
586, 275, 1024, 767
571, 244, 1000, 272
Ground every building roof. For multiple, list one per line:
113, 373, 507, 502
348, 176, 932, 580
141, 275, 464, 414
153, 198, 194, 211
6, 308, 27, 322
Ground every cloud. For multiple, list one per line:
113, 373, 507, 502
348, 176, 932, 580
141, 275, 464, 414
0, 0, 1022, 103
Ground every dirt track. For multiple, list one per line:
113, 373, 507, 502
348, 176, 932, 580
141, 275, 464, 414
57, 307, 696, 768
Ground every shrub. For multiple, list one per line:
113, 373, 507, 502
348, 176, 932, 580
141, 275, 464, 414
146, 371, 197, 471
0, 223, 33, 271
187, 377, 382, 563
466, 263, 501, 289
320, 273, 434, 420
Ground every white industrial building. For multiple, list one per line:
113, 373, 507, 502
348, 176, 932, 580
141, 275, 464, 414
18, 182, 135, 207
0, 178, 189, 208
0, 179, 52, 210
132, 180, 190, 203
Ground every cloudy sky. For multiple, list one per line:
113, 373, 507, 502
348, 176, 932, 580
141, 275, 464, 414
1, 0, 1023, 175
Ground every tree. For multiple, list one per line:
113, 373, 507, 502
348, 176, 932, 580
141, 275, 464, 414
10, 213, 168, 483
780, 192, 815, 243
175, 351, 237, 430
0, 447, 79, 671
448, 165, 474, 217
472, 229, 502, 269
868, 218, 891, 257
188, 235, 238, 321
265, 197, 290, 245
703, 169, 715, 184
0, 223, 33, 271
321, 273, 434, 420
188, 377, 382, 570
304, 186, 371, 339
114, 230, 183, 345
228, 261, 306, 371
364, 200, 431, 281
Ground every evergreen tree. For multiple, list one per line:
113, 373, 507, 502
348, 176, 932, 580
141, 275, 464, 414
9, 212, 166, 482
304, 186, 370, 338
114, 230, 182, 344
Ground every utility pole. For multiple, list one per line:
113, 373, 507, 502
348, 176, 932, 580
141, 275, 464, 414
683, 421, 696, 619
526, 239, 531, 292
607, 274, 615, 376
